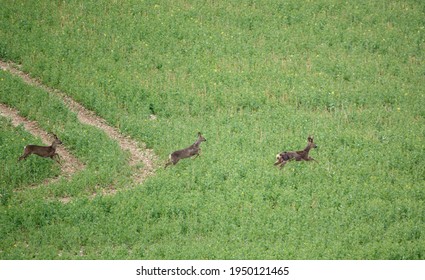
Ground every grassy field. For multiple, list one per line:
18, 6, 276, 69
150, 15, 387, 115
1, 0, 424, 259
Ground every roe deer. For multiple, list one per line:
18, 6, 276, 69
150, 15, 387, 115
18, 134, 62, 164
274, 136, 317, 169
165, 132, 206, 168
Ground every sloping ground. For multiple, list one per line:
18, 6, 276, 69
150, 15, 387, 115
1, 60, 157, 188
0, 103, 84, 179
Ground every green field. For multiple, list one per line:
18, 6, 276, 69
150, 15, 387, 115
1, 0, 424, 259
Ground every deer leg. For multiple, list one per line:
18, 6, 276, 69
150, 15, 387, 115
55, 154, 62, 165
165, 158, 179, 168
18, 153, 29, 161
18, 146, 30, 161
192, 153, 200, 159
192, 149, 201, 159
164, 160, 172, 169
51, 153, 62, 165
279, 160, 288, 169
165, 154, 175, 168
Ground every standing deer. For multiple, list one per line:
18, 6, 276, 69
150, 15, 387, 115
18, 134, 62, 164
165, 132, 206, 168
274, 136, 317, 169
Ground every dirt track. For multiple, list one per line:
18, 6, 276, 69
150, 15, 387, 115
0, 103, 85, 178
1, 60, 157, 186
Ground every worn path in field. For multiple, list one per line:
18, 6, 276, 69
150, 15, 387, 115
0, 60, 157, 186
0, 103, 85, 180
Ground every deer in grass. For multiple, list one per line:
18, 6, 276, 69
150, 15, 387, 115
165, 132, 207, 168
274, 136, 318, 169
18, 134, 62, 165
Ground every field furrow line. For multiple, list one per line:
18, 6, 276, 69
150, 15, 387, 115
1, 60, 157, 185
0, 103, 85, 180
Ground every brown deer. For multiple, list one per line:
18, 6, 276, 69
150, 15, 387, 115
274, 136, 317, 169
18, 134, 62, 164
165, 132, 206, 168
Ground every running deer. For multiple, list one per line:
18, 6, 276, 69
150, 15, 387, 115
274, 136, 317, 169
18, 134, 62, 164
165, 132, 206, 168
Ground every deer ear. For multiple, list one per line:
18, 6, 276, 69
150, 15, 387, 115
198, 132, 202, 136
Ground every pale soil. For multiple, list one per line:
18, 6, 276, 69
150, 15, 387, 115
0, 102, 85, 178
1, 60, 157, 197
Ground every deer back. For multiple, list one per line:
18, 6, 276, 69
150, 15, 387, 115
22, 136, 62, 158
170, 133, 206, 160
26, 145, 56, 157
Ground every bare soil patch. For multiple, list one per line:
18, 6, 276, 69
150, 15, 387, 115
0, 103, 85, 178
1, 60, 157, 187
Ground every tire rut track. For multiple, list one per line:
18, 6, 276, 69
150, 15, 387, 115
1, 60, 157, 187
0, 103, 85, 180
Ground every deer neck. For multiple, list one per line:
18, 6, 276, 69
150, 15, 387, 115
302, 144, 312, 156
51, 142, 58, 150
192, 139, 202, 148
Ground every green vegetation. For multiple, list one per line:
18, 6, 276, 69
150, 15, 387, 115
0, 0, 424, 259
0, 117, 61, 205
0, 70, 134, 204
